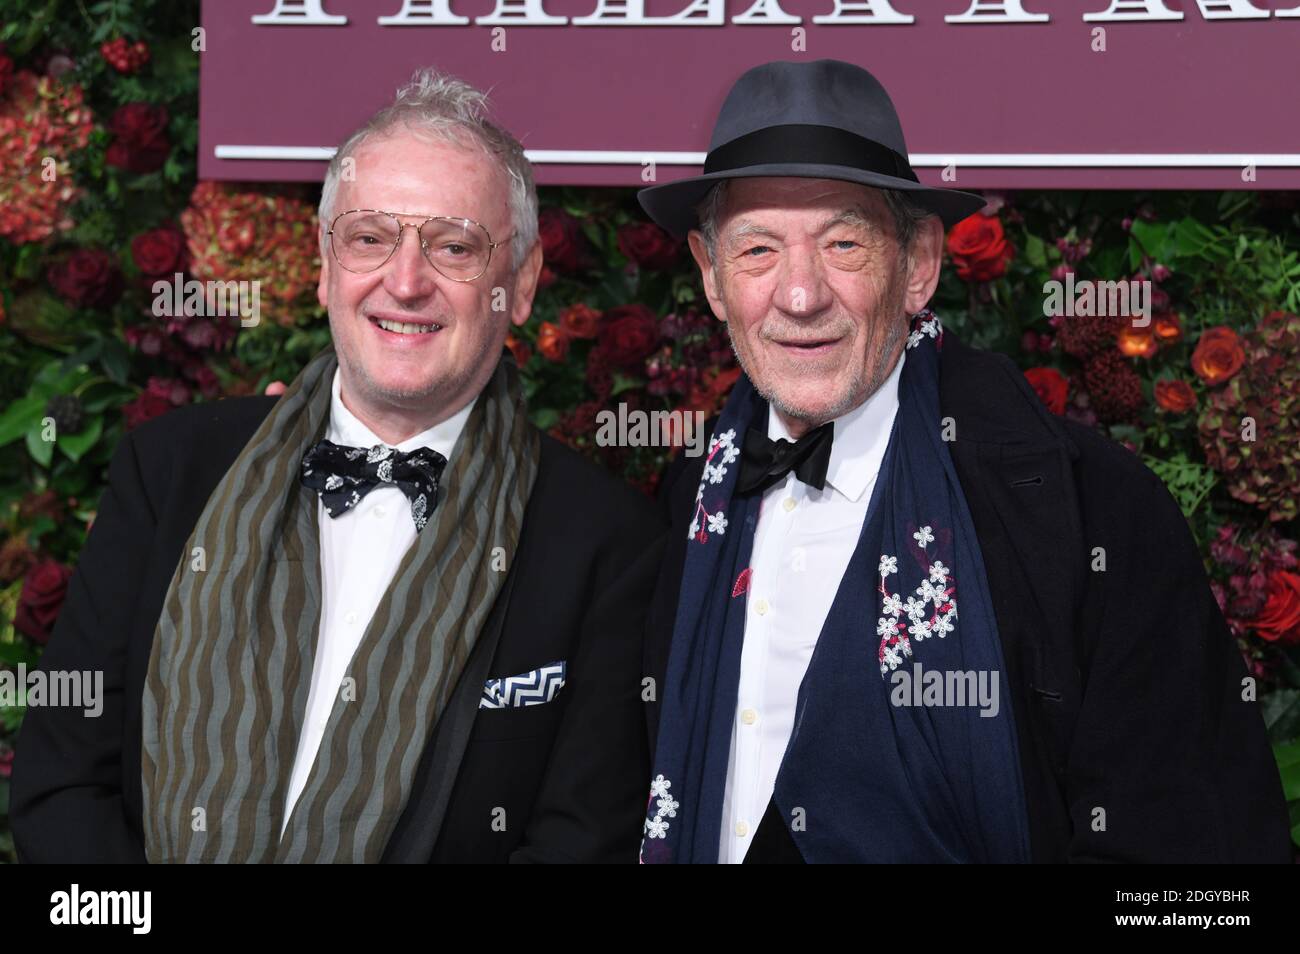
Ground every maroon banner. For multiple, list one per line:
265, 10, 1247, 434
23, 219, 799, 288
199, 0, 1300, 190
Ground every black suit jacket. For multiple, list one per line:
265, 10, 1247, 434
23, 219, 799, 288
11, 394, 666, 863
645, 331, 1292, 863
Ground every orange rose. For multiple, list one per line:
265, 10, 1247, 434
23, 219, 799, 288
1190, 326, 1245, 386
945, 214, 1014, 283
1154, 379, 1197, 413
559, 302, 601, 339
1153, 311, 1183, 345
537, 321, 570, 362
1116, 324, 1157, 359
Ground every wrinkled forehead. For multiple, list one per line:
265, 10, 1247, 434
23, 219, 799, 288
335, 130, 510, 233
717, 177, 891, 238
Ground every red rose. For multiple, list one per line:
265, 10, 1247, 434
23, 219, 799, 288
504, 333, 531, 368
538, 208, 588, 274
105, 102, 170, 174
617, 222, 681, 271
1154, 379, 1197, 414
1116, 324, 1157, 359
1252, 571, 1300, 645
1023, 367, 1068, 415
131, 225, 188, 277
122, 389, 172, 429
14, 558, 73, 644
537, 321, 570, 362
0, 49, 14, 97
47, 248, 123, 308
1191, 326, 1245, 386
596, 304, 660, 369
946, 213, 1014, 282
559, 302, 601, 339
1153, 311, 1183, 346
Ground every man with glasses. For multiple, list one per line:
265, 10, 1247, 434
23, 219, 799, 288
11, 68, 664, 863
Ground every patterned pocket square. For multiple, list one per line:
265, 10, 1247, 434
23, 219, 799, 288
479, 660, 567, 709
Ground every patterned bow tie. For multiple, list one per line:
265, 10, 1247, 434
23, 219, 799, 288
736, 421, 834, 497
300, 439, 447, 532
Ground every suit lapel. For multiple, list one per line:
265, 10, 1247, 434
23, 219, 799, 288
380, 566, 518, 862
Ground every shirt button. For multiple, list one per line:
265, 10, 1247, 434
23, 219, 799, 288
782, 497, 796, 512
344, 611, 358, 625
741, 708, 757, 726
373, 505, 386, 518
735, 821, 749, 837
754, 598, 769, 616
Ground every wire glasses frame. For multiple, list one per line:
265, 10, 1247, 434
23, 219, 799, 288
326, 208, 511, 282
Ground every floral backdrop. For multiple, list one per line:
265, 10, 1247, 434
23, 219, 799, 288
1, 1, 1298, 862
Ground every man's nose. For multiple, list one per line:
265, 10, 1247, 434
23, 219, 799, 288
382, 225, 438, 302
774, 243, 832, 318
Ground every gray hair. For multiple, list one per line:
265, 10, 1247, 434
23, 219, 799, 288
694, 179, 936, 268
318, 67, 537, 273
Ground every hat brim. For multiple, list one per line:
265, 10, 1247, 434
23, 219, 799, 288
637, 164, 988, 240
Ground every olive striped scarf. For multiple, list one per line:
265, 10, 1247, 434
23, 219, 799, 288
141, 344, 539, 862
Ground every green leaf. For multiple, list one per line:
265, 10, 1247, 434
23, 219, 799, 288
58, 415, 104, 463
1023, 233, 1047, 270
531, 408, 560, 430
25, 425, 54, 468
0, 395, 48, 448
1263, 689, 1300, 743
0, 642, 39, 667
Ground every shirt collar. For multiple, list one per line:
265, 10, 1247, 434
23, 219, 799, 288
766, 348, 905, 503
325, 367, 473, 460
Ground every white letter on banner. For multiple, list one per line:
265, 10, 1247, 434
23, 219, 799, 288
734, 0, 801, 25
378, 0, 469, 24
1082, 0, 1182, 21
812, 0, 912, 24
945, 0, 1049, 23
476, 0, 567, 25
251, 0, 347, 24
574, 0, 722, 25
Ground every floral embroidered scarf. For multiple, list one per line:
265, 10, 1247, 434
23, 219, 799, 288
642, 311, 1031, 863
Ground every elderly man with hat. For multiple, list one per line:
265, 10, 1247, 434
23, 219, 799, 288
637, 59, 1289, 864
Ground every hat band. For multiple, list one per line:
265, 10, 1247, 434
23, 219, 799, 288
703, 124, 919, 184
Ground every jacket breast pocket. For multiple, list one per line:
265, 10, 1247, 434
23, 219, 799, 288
472, 660, 567, 743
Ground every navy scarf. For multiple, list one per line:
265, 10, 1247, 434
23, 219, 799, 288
642, 311, 1031, 863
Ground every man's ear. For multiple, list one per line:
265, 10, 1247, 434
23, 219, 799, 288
510, 240, 544, 327
903, 215, 945, 315
687, 230, 727, 323
317, 236, 331, 310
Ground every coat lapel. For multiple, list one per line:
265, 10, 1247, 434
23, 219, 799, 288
380, 567, 518, 862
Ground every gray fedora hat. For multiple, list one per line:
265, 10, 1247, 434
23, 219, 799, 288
638, 59, 988, 240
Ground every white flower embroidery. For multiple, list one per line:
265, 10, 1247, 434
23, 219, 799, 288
642, 775, 679, 845
366, 444, 393, 464
876, 531, 959, 676
688, 429, 738, 544
324, 474, 344, 491
376, 458, 393, 482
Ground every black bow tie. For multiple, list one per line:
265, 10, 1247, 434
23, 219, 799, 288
736, 421, 834, 497
300, 439, 447, 532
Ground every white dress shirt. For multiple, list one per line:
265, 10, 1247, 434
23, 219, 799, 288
280, 369, 473, 837
718, 349, 905, 863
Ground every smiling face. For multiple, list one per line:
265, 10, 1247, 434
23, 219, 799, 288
687, 177, 943, 435
317, 129, 542, 436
